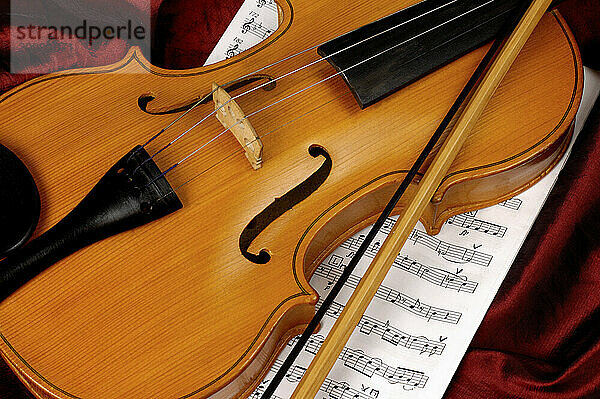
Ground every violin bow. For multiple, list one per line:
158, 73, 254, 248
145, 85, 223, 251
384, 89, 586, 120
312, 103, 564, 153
258, 0, 555, 397
285, 0, 554, 396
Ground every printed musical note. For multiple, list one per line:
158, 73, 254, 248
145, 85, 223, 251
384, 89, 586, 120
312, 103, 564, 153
257, 0, 278, 12
252, 359, 391, 398
349, 219, 493, 267
204, 0, 278, 66
328, 254, 344, 268
407, 229, 493, 267
498, 197, 523, 210
319, 299, 446, 356
394, 256, 478, 293
240, 16, 274, 39
302, 335, 428, 388
249, 379, 285, 399
315, 264, 462, 324
446, 211, 508, 237
336, 238, 479, 293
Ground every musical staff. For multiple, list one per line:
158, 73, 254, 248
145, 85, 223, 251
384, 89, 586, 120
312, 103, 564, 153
316, 264, 462, 324
241, 16, 274, 39
498, 197, 522, 210
408, 230, 493, 267
250, 380, 284, 399
274, 338, 429, 391
225, 42, 242, 58
204, 0, 278, 66
304, 335, 428, 388
377, 217, 393, 235
338, 236, 478, 293
256, 0, 278, 12
394, 256, 478, 293
252, 359, 385, 399
446, 211, 507, 237
321, 380, 380, 399
319, 299, 446, 356
366, 219, 494, 266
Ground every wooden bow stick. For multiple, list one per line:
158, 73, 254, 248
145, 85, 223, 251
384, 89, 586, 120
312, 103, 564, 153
290, 0, 554, 397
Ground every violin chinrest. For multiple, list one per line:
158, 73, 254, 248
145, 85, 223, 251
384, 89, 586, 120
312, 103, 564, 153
0, 144, 40, 257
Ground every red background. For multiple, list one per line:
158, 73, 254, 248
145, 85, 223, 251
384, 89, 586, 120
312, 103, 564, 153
0, 0, 599, 398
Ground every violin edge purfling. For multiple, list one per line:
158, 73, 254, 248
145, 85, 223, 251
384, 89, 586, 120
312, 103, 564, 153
0, 0, 583, 398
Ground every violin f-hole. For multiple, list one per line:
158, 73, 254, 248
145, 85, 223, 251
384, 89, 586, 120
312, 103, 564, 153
138, 74, 276, 115
240, 145, 332, 264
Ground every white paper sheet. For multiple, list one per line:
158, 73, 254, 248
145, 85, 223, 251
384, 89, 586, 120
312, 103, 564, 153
205, 3, 600, 397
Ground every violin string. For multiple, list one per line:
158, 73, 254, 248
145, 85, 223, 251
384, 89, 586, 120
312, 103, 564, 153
138, 44, 327, 150
139, 0, 459, 166
154, 0, 495, 179
152, 92, 349, 201
152, 3, 510, 198
259, 0, 531, 394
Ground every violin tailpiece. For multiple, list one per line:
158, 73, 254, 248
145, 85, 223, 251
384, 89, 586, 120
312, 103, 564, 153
0, 146, 183, 303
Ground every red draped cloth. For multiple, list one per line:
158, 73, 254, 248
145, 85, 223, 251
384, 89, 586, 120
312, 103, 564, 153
0, 0, 598, 398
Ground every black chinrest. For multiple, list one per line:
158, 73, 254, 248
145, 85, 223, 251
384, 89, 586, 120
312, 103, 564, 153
0, 144, 40, 258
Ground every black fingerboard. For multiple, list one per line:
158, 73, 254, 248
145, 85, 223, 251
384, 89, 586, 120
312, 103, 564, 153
318, 0, 522, 108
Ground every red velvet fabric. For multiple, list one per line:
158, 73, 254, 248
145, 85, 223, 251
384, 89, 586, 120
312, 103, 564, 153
0, 1, 598, 398
446, 94, 600, 399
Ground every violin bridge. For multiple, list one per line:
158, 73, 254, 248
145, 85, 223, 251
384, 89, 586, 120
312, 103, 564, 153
212, 83, 263, 170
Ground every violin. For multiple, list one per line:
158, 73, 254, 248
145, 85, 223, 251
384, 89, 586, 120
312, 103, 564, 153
0, 0, 582, 398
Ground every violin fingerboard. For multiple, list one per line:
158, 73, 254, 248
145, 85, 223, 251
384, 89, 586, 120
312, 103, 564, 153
318, 0, 522, 108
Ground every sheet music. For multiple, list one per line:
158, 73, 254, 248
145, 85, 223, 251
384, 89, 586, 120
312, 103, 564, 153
204, 0, 278, 66
205, 3, 600, 397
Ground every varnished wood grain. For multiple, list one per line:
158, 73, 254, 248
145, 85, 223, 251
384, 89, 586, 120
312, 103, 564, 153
0, 0, 582, 397
292, 0, 556, 395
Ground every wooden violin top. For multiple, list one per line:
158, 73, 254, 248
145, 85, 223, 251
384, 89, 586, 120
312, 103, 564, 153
0, 0, 582, 398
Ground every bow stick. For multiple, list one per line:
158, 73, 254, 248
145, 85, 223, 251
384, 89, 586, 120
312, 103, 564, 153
286, 0, 554, 397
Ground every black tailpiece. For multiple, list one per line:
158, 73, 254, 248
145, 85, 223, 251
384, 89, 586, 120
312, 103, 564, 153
0, 146, 183, 303
0, 144, 40, 258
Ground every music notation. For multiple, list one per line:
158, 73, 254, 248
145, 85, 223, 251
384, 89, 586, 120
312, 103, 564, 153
206, 16, 597, 396
498, 197, 523, 210
241, 16, 274, 39
379, 284, 462, 324
301, 335, 429, 388
374, 219, 494, 267
394, 256, 478, 293
408, 230, 493, 267
316, 264, 462, 324
250, 381, 284, 399
320, 379, 383, 399
336, 236, 478, 293
446, 211, 507, 237
320, 299, 446, 356
252, 359, 383, 399
257, 0, 278, 11
225, 41, 242, 59
378, 217, 397, 235
203, 0, 278, 66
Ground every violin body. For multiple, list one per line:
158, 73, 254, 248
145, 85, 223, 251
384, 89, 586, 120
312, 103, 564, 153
0, 0, 582, 397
